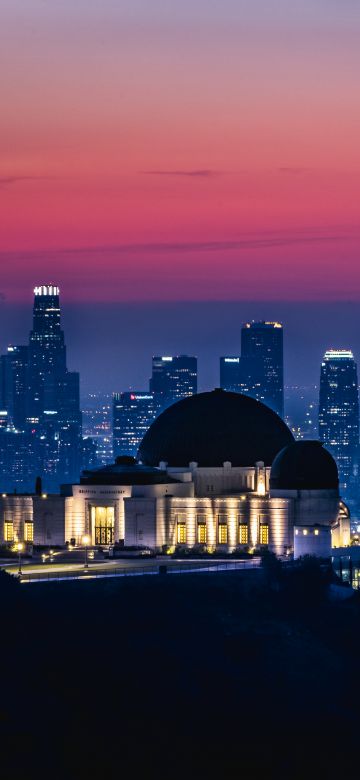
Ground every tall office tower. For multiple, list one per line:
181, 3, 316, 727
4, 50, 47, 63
0, 428, 40, 493
27, 285, 67, 419
220, 356, 256, 395
113, 392, 159, 458
0, 345, 29, 430
220, 357, 241, 393
318, 350, 359, 501
27, 285, 82, 486
150, 355, 197, 411
240, 321, 284, 418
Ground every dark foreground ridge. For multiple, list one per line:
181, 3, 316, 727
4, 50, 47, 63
0, 563, 359, 779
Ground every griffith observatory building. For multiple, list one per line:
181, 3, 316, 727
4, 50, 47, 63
13, 388, 348, 558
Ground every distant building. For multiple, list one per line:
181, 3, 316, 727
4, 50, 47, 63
150, 355, 197, 411
27, 286, 82, 488
82, 392, 113, 465
318, 349, 359, 503
113, 392, 159, 458
220, 323, 284, 418
0, 285, 83, 492
0, 345, 29, 429
220, 357, 242, 393
0, 429, 39, 492
240, 321, 284, 418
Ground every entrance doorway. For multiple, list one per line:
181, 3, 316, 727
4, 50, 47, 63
92, 506, 115, 545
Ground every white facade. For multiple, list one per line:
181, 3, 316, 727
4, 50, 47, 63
165, 461, 270, 497
294, 525, 332, 559
0, 495, 33, 545
64, 480, 194, 546
33, 495, 69, 546
0, 461, 350, 557
124, 492, 293, 555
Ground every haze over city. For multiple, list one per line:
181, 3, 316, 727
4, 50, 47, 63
1, 299, 360, 395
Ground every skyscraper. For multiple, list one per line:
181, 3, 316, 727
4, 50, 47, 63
219, 356, 256, 396
318, 349, 359, 502
0, 345, 28, 429
26, 285, 83, 486
220, 357, 241, 393
150, 355, 197, 411
240, 321, 284, 418
113, 392, 159, 458
27, 285, 66, 419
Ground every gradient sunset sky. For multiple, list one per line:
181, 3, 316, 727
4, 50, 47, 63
2, 0, 360, 303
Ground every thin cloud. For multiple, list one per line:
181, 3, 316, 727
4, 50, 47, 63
278, 167, 310, 175
0, 175, 53, 188
0, 231, 351, 266
142, 169, 221, 178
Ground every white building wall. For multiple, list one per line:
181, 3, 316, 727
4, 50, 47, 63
268, 498, 293, 556
270, 489, 339, 527
67, 485, 133, 544
294, 526, 332, 559
33, 495, 67, 546
0, 495, 33, 544
166, 464, 260, 497
124, 498, 157, 547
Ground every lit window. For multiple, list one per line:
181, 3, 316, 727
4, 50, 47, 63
24, 522, 34, 542
177, 522, 187, 544
239, 524, 248, 544
4, 522, 14, 542
314, 529, 319, 536
198, 523, 207, 544
218, 524, 228, 544
259, 524, 269, 545
295, 529, 299, 535
303, 529, 308, 536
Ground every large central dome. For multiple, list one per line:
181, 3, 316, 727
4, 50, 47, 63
138, 389, 294, 467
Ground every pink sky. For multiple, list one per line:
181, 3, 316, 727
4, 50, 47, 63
1, 0, 360, 302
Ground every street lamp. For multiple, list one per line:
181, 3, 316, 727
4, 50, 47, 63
82, 534, 91, 571
16, 542, 24, 577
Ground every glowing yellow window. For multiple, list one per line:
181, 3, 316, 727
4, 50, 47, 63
259, 524, 269, 545
177, 522, 187, 544
239, 524, 248, 545
4, 522, 14, 542
198, 523, 207, 544
218, 524, 228, 544
24, 522, 34, 542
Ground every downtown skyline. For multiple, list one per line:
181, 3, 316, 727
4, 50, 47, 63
1, 297, 360, 395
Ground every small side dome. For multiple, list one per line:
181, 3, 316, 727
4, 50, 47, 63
270, 440, 339, 491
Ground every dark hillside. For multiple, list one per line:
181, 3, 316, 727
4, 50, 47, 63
0, 567, 358, 779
